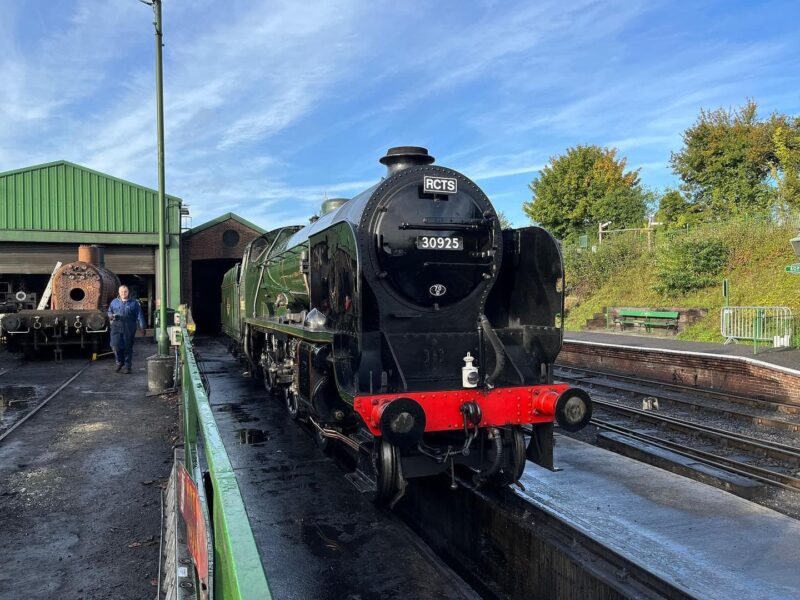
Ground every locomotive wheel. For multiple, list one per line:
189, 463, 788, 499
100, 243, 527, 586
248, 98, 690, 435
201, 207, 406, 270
262, 367, 276, 396
284, 388, 300, 421
314, 424, 331, 453
485, 426, 527, 487
371, 439, 399, 503
505, 426, 527, 484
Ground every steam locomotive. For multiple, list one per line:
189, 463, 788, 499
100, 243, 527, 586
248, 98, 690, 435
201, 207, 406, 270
221, 146, 592, 503
1, 245, 119, 357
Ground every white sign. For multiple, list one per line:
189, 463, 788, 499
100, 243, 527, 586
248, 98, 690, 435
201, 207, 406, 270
423, 175, 457, 194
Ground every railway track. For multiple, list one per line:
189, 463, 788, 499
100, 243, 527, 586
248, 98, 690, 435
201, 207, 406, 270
553, 366, 800, 496
0, 360, 90, 442
555, 365, 800, 431
591, 406, 800, 492
593, 418, 800, 492
592, 398, 800, 465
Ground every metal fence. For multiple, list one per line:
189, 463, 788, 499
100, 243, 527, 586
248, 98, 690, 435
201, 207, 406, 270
720, 306, 794, 350
179, 319, 272, 599
562, 211, 800, 255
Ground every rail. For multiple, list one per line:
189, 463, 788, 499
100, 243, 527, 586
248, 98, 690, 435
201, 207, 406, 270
591, 397, 800, 465
720, 306, 794, 352
179, 320, 271, 599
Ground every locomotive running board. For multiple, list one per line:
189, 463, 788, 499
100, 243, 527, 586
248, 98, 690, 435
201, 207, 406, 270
243, 317, 334, 343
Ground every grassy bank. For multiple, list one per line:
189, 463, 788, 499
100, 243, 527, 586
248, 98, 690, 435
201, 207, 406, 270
562, 219, 800, 344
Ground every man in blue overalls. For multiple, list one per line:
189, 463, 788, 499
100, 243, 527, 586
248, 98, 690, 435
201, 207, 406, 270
108, 285, 146, 374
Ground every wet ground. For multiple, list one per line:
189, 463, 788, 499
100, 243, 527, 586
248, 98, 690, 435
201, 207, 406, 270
518, 435, 800, 600
0, 350, 87, 436
194, 337, 479, 600
0, 341, 178, 600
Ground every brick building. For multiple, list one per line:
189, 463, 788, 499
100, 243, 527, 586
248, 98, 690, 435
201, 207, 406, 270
181, 212, 265, 334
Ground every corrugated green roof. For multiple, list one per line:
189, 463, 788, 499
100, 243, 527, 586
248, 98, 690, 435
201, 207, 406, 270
0, 160, 182, 235
185, 212, 266, 236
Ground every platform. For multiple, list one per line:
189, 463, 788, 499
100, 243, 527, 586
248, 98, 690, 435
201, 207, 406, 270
561, 330, 800, 404
519, 434, 800, 600
565, 330, 800, 373
0, 341, 177, 600
195, 338, 479, 599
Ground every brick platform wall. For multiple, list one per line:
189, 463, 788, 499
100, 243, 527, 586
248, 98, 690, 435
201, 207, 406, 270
558, 341, 800, 405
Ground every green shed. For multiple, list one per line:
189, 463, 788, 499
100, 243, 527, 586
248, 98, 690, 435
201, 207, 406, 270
0, 160, 183, 323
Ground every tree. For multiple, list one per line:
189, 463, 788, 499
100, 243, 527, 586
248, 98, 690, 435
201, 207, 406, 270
496, 210, 513, 229
772, 117, 800, 210
670, 100, 788, 216
656, 189, 687, 226
523, 145, 647, 240
655, 189, 702, 228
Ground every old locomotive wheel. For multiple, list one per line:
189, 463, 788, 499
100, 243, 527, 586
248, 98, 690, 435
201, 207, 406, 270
314, 423, 331, 453
484, 426, 527, 488
505, 426, 527, 485
262, 367, 275, 396
371, 439, 399, 503
284, 388, 300, 421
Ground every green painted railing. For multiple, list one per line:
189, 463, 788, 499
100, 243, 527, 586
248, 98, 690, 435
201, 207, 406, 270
179, 322, 272, 599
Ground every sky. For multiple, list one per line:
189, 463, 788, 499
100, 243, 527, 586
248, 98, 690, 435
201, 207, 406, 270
1, 0, 799, 229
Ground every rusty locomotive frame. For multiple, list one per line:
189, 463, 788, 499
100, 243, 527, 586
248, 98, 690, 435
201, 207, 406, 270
1, 245, 119, 357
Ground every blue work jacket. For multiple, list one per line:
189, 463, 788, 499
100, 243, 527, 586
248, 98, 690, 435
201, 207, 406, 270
108, 298, 146, 333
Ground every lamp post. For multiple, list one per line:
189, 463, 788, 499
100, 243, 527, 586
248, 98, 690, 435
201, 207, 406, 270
152, 0, 169, 356
143, 0, 174, 393
598, 221, 611, 245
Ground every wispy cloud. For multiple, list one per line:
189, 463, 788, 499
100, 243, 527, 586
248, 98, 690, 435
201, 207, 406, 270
2, 0, 800, 231
0, 2, 139, 125
461, 150, 546, 181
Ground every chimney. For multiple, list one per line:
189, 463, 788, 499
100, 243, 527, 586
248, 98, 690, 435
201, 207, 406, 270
93, 245, 106, 267
379, 146, 435, 176
78, 244, 99, 266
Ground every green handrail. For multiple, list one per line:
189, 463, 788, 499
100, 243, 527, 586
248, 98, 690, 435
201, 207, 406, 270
180, 323, 272, 599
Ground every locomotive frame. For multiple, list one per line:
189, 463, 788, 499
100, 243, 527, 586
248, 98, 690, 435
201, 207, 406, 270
221, 147, 592, 504
1, 245, 118, 357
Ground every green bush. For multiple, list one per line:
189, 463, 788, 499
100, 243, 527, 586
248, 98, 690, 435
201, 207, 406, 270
563, 234, 644, 296
654, 237, 729, 295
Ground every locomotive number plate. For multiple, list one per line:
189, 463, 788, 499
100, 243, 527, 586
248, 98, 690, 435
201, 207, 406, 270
423, 175, 457, 194
416, 236, 463, 250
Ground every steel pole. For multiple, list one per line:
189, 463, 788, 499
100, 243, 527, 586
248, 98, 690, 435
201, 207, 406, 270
154, 0, 169, 356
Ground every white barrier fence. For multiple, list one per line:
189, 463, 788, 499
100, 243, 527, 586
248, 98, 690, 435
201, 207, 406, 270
721, 306, 794, 347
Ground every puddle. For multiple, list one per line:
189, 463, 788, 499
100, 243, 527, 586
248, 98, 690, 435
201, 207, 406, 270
301, 522, 360, 557
0, 386, 37, 407
236, 428, 269, 445
217, 403, 260, 423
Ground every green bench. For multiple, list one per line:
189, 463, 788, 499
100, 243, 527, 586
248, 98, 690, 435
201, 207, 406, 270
613, 309, 679, 333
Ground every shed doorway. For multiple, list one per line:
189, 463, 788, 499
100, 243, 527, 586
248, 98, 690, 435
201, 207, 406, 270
191, 258, 239, 335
